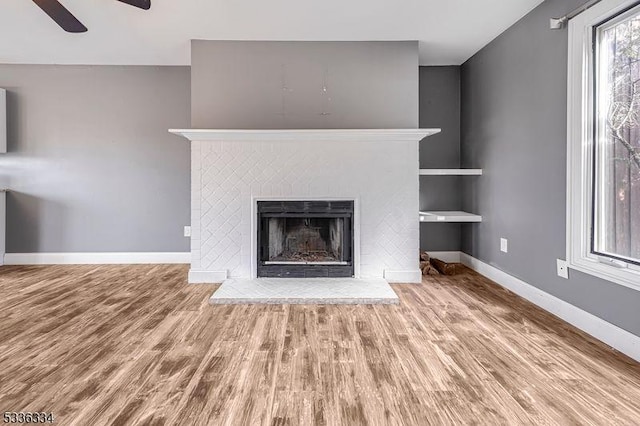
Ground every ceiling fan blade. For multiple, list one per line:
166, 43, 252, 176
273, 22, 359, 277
116, 0, 151, 10
32, 0, 87, 33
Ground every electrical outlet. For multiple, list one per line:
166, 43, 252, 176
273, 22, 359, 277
500, 238, 508, 253
557, 259, 569, 279
183, 226, 191, 237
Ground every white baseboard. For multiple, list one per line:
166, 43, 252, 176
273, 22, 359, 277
384, 269, 422, 283
427, 251, 461, 263
188, 270, 227, 284
4, 252, 191, 265
460, 252, 640, 363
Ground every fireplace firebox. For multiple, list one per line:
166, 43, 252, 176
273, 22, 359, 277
257, 200, 354, 277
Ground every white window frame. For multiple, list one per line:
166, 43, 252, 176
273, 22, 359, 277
568, 0, 640, 291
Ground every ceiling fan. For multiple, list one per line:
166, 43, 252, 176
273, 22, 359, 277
32, 0, 151, 33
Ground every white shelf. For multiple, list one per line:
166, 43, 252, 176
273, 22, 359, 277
419, 211, 482, 223
419, 169, 482, 176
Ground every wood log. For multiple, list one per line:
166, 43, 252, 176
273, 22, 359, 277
422, 263, 439, 275
419, 251, 439, 275
430, 257, 463, 275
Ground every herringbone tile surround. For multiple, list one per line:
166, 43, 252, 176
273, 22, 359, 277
190, 138, 420, 279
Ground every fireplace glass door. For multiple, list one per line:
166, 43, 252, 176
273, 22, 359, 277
257, 201, 354, 277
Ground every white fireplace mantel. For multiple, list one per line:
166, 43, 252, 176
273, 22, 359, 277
169, 128, 440, 142
170, 128, 440, 284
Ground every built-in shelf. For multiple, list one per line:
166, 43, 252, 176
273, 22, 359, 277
419, 211, 482, 223
419, 169, 482, 176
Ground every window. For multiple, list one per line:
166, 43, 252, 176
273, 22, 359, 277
568, 0, 640, 289
594, 7, 640, 266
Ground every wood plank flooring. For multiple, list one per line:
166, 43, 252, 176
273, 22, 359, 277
1, 265, 639, 425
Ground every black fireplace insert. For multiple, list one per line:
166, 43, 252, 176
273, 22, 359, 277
257, 200, 354, 278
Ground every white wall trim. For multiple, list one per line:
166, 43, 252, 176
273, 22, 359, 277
427, 251, 461, 263
188, 270, 227, 284
460, 252, 640, 363
4, 252, 191, 265
0, 191, 5, 266
384, 269, 422, 284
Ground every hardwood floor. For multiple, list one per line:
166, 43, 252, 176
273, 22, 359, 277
1, 265, 639, 425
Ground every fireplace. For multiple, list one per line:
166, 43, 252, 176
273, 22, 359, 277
257, 200, 354, 277
171, 129, 439, 283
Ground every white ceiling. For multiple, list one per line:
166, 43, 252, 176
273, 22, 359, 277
0, 0, 544, 66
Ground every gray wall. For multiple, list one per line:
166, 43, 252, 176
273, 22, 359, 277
191, 40, 418, 129
0, 65, 191, 253
419, 66, 462, 251
461, 0, 640, 335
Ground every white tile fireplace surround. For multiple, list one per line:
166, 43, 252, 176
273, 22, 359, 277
170, 129, 440, 284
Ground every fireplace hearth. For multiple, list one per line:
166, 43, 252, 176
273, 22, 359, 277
257, 200, 354, 278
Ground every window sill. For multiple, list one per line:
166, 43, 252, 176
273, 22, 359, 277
569, 255, 640, 292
